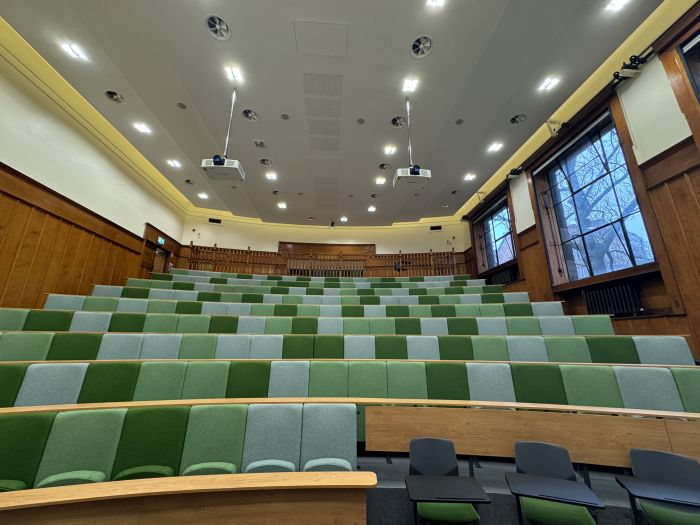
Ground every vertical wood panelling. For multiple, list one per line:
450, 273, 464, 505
0, 164, 144, 308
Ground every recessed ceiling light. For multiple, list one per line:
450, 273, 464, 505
197, 192, 209, 199
426, 0, 445, 7
340, 216, 348, 223
538, 76, 561, 92
402, 77, 419, 93
224, 65, 244, 83
384, 145, 397, 156
265, 171, 278, 181
464, 173, 476, 181
277, 201, 287, 209
605, 0, 631, 11
60, 42, 88, 61
133, 122, 152, 134
487, 142, 504, 153
308, 216, 316, 221
166, 159, 181, 168
368, 206, 376, 212
375, 176, 386, 185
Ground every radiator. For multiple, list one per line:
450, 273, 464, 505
583, 284, 640, 316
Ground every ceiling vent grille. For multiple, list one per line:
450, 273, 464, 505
411, 35, 433, 59
302, 73, 343, 96
206, 15, 230, 41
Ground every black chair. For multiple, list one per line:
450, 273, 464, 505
408, 438, 479, 524
514, 441, 596, 525
626, 448, 700, 525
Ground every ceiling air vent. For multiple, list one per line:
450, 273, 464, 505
430, 225, 443, 232
206, 15, 231, 41
208, 218, 222, 225
411, 35, 433, 59
253, 140, 266, 148
391, 116, 406, 128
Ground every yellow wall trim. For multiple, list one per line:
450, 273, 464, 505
453, 0, 697, 219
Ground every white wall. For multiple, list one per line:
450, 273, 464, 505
509, 174, 536, 234
0, 59, 184, 239
183, 214, 470, 253
618, 55, 692, 164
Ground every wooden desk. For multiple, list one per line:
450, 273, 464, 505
0, 472, 377, 525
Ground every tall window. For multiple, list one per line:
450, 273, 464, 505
538, 116, 654, 283
482, 204, 515, 270
681, 32, 700, 103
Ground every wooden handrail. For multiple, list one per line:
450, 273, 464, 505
0, 472, 377, 512
0, 358, 696, 369
0, 397, 696, 421
188, 245, 467, 277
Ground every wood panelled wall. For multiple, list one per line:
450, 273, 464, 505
0, 163, 143, 308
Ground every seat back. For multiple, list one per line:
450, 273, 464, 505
241, 403, 302, 473
630, 449, 700, 488
409, 437, 458, 476
515, 441, 576, 481
300, 404, 356, 472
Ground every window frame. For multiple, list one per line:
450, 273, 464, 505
532, 112, 656, 287
470, 192, 519, 277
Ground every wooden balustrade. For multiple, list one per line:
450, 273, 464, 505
187, 243, 467, 277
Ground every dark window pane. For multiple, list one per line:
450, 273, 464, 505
584, 222, 633, 276
624, 212, 655, 265
574, 175, 621, 233
554, 197, 581, 242
562, 238, 590, 281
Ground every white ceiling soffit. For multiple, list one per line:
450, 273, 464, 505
0, 0, 663, 226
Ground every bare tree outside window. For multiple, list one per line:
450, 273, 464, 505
545, 121, 654, 281
483, 205, 515, 270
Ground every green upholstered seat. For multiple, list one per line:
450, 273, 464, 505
47, 333, 102, 360
314, 335, 344, 358
111, 406, 189, 481
78, 363, 140, 403
437, 336, 474, 360
178, 334, 217, 359
132, 362, 187, 401
520, 496, 596, 525
472, 336, 509, 361
283, 335, 314, 358
426, 362, 469, 400
375, 336, 408, 359
671, 368, 700, 413
511, 364, 567, 404
24, 310, 73, 331
108, 313, 146, 332
181, 362, 230, 399
387, 362, 428, 399
0, 412, 55, 491
639, 500, 700, 525
179, 404, 247, 476
560, 365, 623, 408
586, 336, 640, 364
0, 364, 28, 407
544, 337, 592, 363
309, 362, 349, 397
34, 409, 126, 488
417, 502, 480, 524
0, 333, 54, 361
0, 309, 30, 331
227, 361, 271, 397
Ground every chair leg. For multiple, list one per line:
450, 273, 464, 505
627, 492, 641, 525
516, 496, 524, 525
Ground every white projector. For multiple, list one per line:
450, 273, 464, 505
201, 158, 246, 181
393, 167, 431, 187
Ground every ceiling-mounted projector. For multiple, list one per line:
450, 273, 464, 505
202, 155, 245, 181
202, 87, 245, 181
394, 96, 431, 187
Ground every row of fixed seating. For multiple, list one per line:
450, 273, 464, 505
0, 309, 614, 335
124, 278, 503, 296
153, 273, 486, 288
0, 333, 691, 365
45, 294, 565, 317
93, 286, 526, 304
171, 268, 472, 282
1, 360, 698, 414
0, 403, 356, 492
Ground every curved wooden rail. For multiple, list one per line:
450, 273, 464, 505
0, 472, 376, 524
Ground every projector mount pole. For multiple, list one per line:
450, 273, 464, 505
223, 87, 238, 159
405, 96, 414, 167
